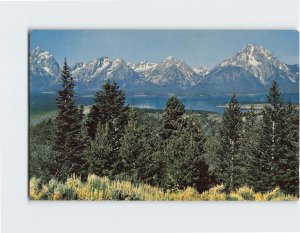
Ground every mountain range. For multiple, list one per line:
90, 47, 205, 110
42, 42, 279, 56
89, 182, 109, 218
29, 44, 299, 95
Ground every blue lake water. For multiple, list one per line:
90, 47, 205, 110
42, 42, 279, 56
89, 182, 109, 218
30, 92, 299, 115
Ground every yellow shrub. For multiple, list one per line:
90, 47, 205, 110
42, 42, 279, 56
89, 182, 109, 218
66, 175, 81, 189
200, 184, 226, 201
29, 177, 43, 200
29, 176, 298, 201
229, 192, 244, 201
229, 186, 255, 201
52, 190, 62, 200
253, 192, 265, 201
263, 187, 298, 201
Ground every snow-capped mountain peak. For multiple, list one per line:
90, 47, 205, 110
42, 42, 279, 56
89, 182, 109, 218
138, 56, 202, 87
70, 56, 113, 81
193, 66, 210, 75
30, 47, 60, 77
29, 47, 62, 92
164, 56, 178, 61
111, 58, 127, 69
218, 44, 291, 84
129, 56, 200, 86
128, 61, 158, 76
69, 56, 141, 88
161, 56, 183, 67
32, 47, 47, 57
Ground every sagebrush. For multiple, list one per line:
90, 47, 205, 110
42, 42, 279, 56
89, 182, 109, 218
29, 174, 298, 201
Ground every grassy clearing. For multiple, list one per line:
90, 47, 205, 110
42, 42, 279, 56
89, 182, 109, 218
29, 174, 298, 201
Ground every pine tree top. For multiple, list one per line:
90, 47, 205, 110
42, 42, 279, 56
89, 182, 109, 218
165, 95, 185, 116
267, 81, 283, 109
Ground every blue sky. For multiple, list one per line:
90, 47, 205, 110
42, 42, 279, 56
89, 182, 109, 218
30, 30, 299, 68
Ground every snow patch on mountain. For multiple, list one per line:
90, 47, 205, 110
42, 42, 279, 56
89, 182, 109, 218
139, 56, 202, 87
192, 66, 210, 75
128, 61, 157, 76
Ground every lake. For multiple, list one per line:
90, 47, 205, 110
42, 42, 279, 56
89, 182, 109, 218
30, 92, 299, 115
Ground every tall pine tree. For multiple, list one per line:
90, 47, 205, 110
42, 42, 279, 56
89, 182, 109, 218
279, 99, 299, 195
135, 115, 166, 187
252, 81, 283, 192
215, 93, 243, 191
161, 95, 185, 140
85, 123, 113, 177
86, 81, 129, 142
53, 58, 85, 180
237, 106, 260, 188
163, 116, 211, 191
253, 81, 299, 195
86, 81, 128, 138
85, 105, 100, 139
85, 81, 129, 176
118, 108, 144, 180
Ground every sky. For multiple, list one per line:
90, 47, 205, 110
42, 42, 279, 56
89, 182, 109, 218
30, 30, 299, 68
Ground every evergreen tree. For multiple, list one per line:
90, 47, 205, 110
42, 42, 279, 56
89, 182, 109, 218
161, 95, 185, 140
252, 82, 280, 191
78, 104, 87, 139
85, 123, 113, 177
86, 81, 129, 146
118, 108, 144, 180
183, 117, 212, 192
136, 150, 166, 187
238, 106, 260, 187
164, 116, 211, 191
279, 99, 299, 195
135, 115, 166, 187
86, 81, 128, 135
53, 58, 85, 180
29, 119, 55, 182
253, 82, 299, 195
215, 93, 242, 191
85, 105, 100, 139
85, 81, 129, 176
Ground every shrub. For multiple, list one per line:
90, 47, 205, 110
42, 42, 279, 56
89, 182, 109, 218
200, 184, 226, 201
29, 175, 298, 201
229, 186, 255, 201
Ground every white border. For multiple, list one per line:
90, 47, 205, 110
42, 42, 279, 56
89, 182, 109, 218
0, 1, 299, 233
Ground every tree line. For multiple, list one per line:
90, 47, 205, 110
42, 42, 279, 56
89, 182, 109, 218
29, 59, 299, 196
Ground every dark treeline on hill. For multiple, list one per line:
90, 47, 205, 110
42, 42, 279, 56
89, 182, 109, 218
29, 60, 299, 196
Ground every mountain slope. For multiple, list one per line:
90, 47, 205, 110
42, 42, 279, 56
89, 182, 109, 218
197, 66, 264, 94
137, 56, 203, 88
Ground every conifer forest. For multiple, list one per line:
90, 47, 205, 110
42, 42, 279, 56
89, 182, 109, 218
29, 59, 299, 201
